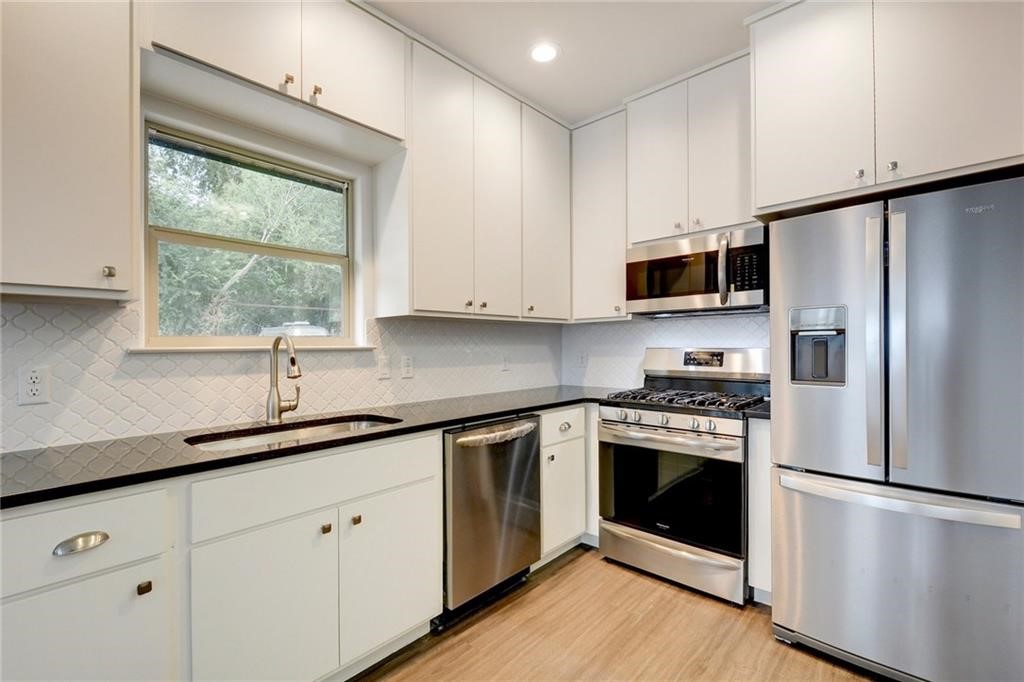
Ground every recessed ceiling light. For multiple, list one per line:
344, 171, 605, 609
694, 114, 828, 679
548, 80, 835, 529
530, 42, 559, 63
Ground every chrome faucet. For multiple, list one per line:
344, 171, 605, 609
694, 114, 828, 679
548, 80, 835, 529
267, 334, 302, 423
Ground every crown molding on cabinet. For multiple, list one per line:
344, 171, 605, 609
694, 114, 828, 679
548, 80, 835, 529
743, 1, 803, 27
622, 47, 751, 105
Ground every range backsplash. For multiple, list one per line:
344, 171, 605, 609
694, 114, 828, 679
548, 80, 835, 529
1, 303, 768, 451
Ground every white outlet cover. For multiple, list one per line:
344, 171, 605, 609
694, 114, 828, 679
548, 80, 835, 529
17, 366, 51, 405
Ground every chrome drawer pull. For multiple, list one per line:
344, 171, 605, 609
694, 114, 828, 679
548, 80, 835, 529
558, 421, 572, 432
52, 530, 110, 556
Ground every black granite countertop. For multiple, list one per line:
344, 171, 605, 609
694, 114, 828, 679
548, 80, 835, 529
745, 401, 772, 420
1, 386, 615, 509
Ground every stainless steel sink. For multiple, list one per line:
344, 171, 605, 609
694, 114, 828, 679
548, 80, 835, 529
186, 415, 402, 452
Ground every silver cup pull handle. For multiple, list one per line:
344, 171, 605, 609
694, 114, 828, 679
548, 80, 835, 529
53, 530, 110, 556
558, 421, 571, 432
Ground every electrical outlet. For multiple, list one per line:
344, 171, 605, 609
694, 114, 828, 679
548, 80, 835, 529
376, 354, 391, 380
501, 354, 511, 373
400, 355, 414, 379
18, 366, 51, 405
577, 352, 588, 368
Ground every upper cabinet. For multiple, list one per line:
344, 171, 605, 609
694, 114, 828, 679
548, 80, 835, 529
751, 1, 875, 209
522, 107, 572, 321
1, 0, 133, 298
626, 81, 688, 244
873, 1, 1023, 183
688, 55, 752, 231
572, 112, 628, 322
751, 0, 1024, 210
144, 0, 407, 138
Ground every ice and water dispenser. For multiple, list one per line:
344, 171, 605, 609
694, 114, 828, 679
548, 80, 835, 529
789, 306, 846, 385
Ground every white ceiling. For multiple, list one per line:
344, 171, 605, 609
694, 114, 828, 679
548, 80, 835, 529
368, 1, 772, 126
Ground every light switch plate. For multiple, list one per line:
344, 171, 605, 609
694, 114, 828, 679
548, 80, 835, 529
400, 355, 414, 379
376, 354, 390, 379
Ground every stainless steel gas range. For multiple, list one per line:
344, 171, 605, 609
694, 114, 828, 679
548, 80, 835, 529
598, 347, 769, 605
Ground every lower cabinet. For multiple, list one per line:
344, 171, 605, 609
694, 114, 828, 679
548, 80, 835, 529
339, 478, 442, 665
191, 509, 341, 681
1, 557, 173, 680
747, 417, 772, 599
540, 437, 587, 555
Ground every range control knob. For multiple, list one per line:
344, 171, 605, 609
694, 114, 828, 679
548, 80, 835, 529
632, 411, 642, 423
659, 414, 670, 426
690, 418, 701, 430
617, 409, 628, 421
706, 419, 717, 432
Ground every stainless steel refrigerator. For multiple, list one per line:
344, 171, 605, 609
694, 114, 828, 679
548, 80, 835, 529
769, 177, 1023, 681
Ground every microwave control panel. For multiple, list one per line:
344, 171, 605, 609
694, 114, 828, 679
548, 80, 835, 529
730, 247, 764, 292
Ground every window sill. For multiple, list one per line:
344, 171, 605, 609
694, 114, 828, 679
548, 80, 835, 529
126, 344, 376, 354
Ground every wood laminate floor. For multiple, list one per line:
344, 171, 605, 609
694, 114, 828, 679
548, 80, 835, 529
363, 548, 870, 681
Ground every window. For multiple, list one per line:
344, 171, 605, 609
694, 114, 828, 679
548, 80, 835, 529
145, 127, 351, 347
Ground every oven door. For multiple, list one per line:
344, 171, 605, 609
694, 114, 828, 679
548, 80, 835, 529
598, 421, 747, 603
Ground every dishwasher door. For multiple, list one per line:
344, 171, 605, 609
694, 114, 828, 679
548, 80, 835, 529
444, 416, 541, 609
772, 468, 1024, 681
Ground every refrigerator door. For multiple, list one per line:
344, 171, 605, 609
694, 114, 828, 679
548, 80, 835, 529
773, 468, 1024, 681
889, 178, 1024, 501
769, 202, 885, 480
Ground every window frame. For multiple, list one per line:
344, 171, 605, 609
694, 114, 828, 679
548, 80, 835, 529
144, 124, 354, 349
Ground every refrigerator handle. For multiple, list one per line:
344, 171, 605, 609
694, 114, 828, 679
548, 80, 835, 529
865, 214, 884, 468
889, 211, 908, 470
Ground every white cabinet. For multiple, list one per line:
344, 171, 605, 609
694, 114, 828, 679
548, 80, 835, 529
1, 0, 132, 296
751, 1, 875, 208
541, 437, 587, 555
873, 1, 1024, 183
410, 43, 475, 314
747, 417, 771, 601
2, 558, 173, 681
627, 81, 688, 244
191, 509, 341, 681
522, 107, 572, 320
572, 112, 627, 321
339, 478, 442, 665
473, 79, 523, 318
147, 1, 302, 96
302, 0, 408, 138
688, 56, 752, 230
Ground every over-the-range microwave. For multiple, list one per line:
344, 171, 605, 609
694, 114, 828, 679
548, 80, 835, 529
626, 224, 767, 316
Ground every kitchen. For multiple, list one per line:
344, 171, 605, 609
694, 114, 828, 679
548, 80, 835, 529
1, 1, 1021, 680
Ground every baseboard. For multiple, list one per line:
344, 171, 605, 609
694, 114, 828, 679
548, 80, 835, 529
751, 587, 772, 606
323, 620, 431, 681
581, 532, 598, 548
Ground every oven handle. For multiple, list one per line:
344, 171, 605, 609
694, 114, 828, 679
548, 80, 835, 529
599, 423, 742, 463
601, 522, 740, 570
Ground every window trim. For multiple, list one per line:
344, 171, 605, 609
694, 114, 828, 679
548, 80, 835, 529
144, 124, 354, 349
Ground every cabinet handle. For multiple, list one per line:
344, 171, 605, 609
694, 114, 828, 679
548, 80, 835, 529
692, 218, 701, 227
136, 580, 153, 596
527, 305, 535, 312
52, 530, 110, 556
854, 168, 865, 179
887, 160, 899, 172
320, 523, 333, 535
465, 299, 473, 307
351, 514, 362, 526
284, 73, 295, 85
548, 453, 556, 462
673, 222, 683, 230
312, 84, 323, 96
558, 421, 571, 432
480, 301, 488, 309
101, 266, 117, 278
614, 305, 621, 313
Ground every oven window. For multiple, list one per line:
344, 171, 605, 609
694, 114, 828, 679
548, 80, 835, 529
600, 443, 743, 557
626, 250, 719, 301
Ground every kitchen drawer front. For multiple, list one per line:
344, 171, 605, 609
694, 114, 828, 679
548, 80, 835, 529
191, 432, 442, 543
1, 490, 169, 597
540, 406, 585, 446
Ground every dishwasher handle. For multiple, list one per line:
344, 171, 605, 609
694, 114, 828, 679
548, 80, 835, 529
454, 421, 536, 448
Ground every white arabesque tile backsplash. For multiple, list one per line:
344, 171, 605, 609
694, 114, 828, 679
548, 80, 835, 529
1, 303, 768, 451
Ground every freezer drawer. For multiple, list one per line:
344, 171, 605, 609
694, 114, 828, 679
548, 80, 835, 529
772, 468, 1023, 681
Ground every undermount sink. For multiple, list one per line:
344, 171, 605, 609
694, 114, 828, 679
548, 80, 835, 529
186, 415, 403, 453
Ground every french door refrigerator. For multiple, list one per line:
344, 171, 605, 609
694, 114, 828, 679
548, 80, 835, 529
769, 177, 1023, 682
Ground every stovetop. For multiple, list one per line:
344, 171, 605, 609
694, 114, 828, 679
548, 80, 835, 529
605, 388, 766, 412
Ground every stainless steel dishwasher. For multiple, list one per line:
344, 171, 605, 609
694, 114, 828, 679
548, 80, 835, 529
443, 415, 541, 611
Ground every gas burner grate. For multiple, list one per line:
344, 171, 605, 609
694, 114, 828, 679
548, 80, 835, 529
606, 388, 765, 412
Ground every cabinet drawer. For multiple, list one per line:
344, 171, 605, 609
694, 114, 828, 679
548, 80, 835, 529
191, 432, 442, 543
540, 406, 585, 446
1, 490, 169, 597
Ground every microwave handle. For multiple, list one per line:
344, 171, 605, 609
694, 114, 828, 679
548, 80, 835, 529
718, 236, 729, 305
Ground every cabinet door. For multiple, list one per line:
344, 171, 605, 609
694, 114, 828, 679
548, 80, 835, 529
874, 1, 1024, 183
522, 107, 572, 320
148, 1, 301, 95
627, 80, 687, 244
752, 1, 875, 208
1, 0, 131, 292
339, 478, 442, 665
411, 44, 475, 314
571, 112, 627, 321
541, 438, 586, 555
191, 510, 340, 681
302, 0, 407, 138
473, 79, 523, 318
747, 418, 772, 597
2, 558, 172, 680
688, 56, 752, 231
